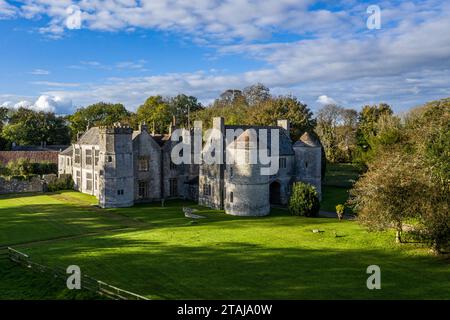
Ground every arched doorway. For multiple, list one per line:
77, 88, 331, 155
270, 181, 281, 205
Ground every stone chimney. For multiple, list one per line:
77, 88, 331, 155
139, 122, 148, 132
169, 116, 177, 135
277, 119, 290, 138
212, 117, 225, 134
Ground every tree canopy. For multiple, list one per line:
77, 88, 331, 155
67, 102, 130, 139
1, 107, 70, 146
315, 104, 359, 163
136, 95, 172, 134
168, 94, 204, 128
351, 98, 449, 253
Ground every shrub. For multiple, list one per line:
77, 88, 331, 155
5, 159, 58, 177
288, 182, 320, 217
36, 162, 58, 175
47, 175, 74, 192
0, 164, 10, 176
7, 158, 33, 176
9, 175, 27, 181
336, 204, 345, 221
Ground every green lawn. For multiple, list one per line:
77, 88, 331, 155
1, 192, 448, 300
320, 163, 361, 213
0, 191, 141, 247
323, 163, 361, 188
321, 186, 350, 213
0, 257, 99, 300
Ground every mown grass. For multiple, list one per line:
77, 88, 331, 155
1, 193, 447, 300
0, 191, 139, 247
0, 257, 99, 300
320, 163, 362, 213
321, 187, 350, 213
323, 163, 361, 188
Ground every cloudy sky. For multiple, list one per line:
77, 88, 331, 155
0, 0, 449, 114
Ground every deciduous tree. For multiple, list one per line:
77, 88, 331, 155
68, 102, 130, 139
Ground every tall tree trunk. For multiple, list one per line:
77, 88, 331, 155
395, 229, 402, 243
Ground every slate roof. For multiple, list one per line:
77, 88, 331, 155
225, 125, 295, 156
60, 145, 73, 156
151, 134, 171, 147
77, 127, 100, 145
294, 132, 320, 148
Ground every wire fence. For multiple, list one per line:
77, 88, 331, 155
7, 247, 149, 300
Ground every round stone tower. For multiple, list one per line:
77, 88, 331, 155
224, 129, 270, 216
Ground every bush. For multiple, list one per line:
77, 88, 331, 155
7, 159, 33, 176
336, 204, 345, 221
5, 159, 57, 177
47, 175, 74, 192
9, 175, 27, 181
288, 182, 320, 217
0, 164, 10, 176
35, 162, 58, 175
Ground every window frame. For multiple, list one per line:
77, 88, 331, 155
85, 149, 93, 166
279, 157, 287, 169
74, 148, 81, 164
138, 156, 149, 172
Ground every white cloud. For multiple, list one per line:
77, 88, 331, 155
316, 95, 337, 106
33, 95, 72, 112
0, 0, 16, 19
1, 101, 13, 108
1, 0, 449, 113
14, 100, 33, 109
30, 69, 50, 75
32, 81, 80, 87
13, 100, 33, 109
12, 0, 354, 40
65, 4, 82, 29
1, 95, 72, 113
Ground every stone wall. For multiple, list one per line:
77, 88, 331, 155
133, 130, 162, 202
0, 151, 58, 165
0, 176, 44, 194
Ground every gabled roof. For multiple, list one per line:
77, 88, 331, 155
77, 127, 100, 145
294, 132, 320, 148
59, 145, 73, 156
152, 134, 171, 147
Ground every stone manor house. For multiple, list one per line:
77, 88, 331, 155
58, 117, 321, 216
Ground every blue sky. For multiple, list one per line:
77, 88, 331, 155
0, 0, 449, 115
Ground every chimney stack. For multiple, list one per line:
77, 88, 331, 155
277, 119, 290, 138
139, 122, 148, 132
